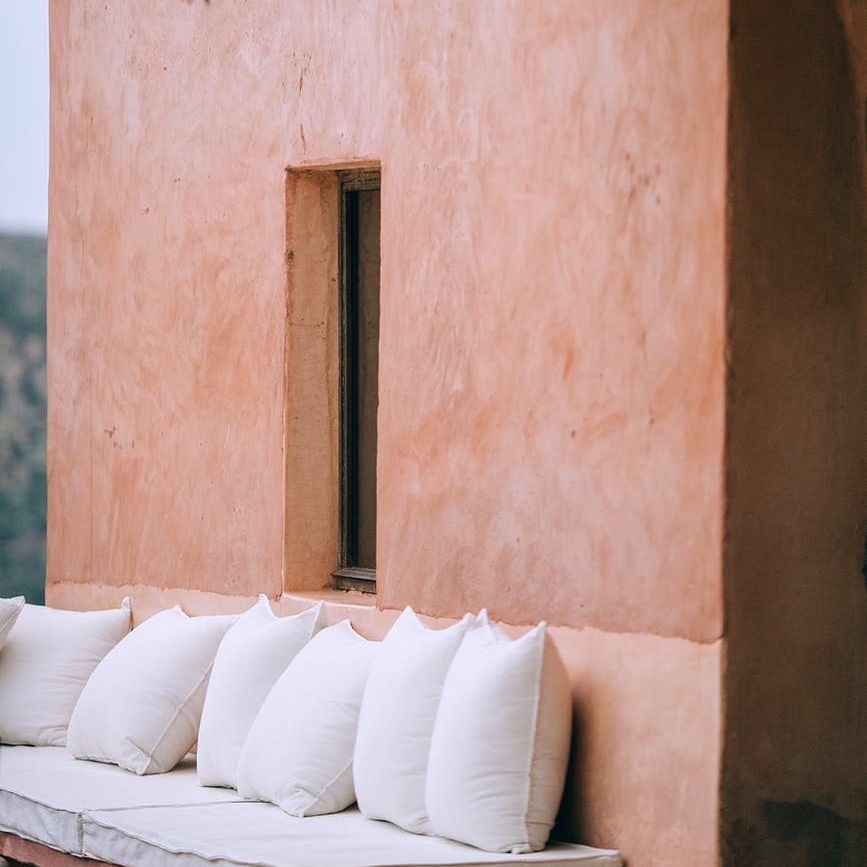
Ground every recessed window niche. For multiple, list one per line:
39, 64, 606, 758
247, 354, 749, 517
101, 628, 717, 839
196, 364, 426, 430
282, 163, 380, 594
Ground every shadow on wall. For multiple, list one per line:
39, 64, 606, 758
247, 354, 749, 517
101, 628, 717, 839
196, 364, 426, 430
553, 704, 586, 844
723, 1, 867, 866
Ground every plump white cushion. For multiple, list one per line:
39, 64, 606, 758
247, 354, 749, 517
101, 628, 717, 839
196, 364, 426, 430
0, 600, 131, 746
197, 595, 325, 788
426, 613, 572, 853
353, 606, 474, 833
0, 596, 25, 649
237, 620, 379, 817
66, 606, 234, 775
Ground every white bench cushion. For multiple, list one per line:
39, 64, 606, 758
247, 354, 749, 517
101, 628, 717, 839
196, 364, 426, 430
67, 607, 235, 774
197, 596, 325, 789
0, 600, 131, 747
354, 607, 474, 834
0, 596, 24, 650
427, 615, 572, 853
82, 801, 622, 867
0, 746, 244, 855
238, 620, 379, 817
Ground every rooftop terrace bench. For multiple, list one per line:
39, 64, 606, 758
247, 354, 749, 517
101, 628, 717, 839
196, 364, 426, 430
0, 747, 621, 867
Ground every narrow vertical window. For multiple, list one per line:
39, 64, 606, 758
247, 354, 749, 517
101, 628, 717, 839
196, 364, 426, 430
334, 170, 380, 592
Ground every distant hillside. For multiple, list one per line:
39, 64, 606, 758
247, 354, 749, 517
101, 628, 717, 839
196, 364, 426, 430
0, 233, 46, 603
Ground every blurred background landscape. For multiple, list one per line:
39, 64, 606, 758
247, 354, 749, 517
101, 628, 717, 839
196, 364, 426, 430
0, 234, 46, 603
1, 2, 49, 603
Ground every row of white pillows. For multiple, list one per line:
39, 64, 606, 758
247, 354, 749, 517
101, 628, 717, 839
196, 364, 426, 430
0, 594, 572, 854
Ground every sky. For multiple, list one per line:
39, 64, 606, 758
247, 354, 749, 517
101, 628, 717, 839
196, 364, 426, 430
0, 1, 49, 235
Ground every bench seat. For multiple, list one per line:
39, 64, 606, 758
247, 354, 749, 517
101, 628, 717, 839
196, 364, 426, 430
82, 802, 621, 867
0, 745, 244, 855
0, 746, 622, 867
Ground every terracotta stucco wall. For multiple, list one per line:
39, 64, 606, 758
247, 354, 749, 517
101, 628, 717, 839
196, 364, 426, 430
723, 1, 867, 864
46, 2, 728, 865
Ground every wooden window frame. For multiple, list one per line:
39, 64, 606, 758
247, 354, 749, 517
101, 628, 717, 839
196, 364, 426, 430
333, 169, 380, 594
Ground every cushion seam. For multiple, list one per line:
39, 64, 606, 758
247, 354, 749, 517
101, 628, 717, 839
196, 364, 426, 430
145, 661, 215, 773
0, 789, 79, 820
302, 756, 353, 815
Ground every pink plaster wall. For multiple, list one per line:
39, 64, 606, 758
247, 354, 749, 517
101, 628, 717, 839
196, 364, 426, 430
376, 4, 727, 640
48, 0, 727, 641
47, 2, 728, 865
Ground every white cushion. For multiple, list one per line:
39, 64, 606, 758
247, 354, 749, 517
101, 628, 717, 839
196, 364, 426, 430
0, 599, 131, 746
0, 745, 244, 856
426, 613, 572, 853
237, 619, 379, 816
66, 606, 234, 774
354, 606, 473, 833
0, 595, 25, 648
197, 595, 325, 788
82, 802, 622, 867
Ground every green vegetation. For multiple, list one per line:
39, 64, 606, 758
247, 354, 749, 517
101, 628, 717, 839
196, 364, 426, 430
0, 233, 46, 603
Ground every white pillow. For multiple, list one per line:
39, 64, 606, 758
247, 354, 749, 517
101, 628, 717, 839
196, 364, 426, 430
66, 606, 234, 774
353, 606, 473, 833
0, 599, 131, 746
0, 596, 25, 649
197, 595, 325, 788
425, 613, 572, 853
237, 620, 379, 816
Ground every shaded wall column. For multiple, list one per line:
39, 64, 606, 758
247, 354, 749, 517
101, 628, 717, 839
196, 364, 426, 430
724, 1, 867, 864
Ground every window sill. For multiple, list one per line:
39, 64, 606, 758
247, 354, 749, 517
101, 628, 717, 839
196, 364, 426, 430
285, 586, 377, 608
332, 567, 376, 595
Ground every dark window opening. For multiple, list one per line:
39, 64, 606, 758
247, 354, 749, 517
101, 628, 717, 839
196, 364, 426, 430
333, 170, 380, 593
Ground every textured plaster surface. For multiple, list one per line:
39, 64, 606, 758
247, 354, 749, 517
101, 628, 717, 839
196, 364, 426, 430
47, 2, 287, 599
48, 0, 727, 641
723, 2, 867, 864
375, 2, 727, 640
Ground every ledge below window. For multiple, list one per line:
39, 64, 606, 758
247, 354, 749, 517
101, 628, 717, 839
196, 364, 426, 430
332, 567, 376, 594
